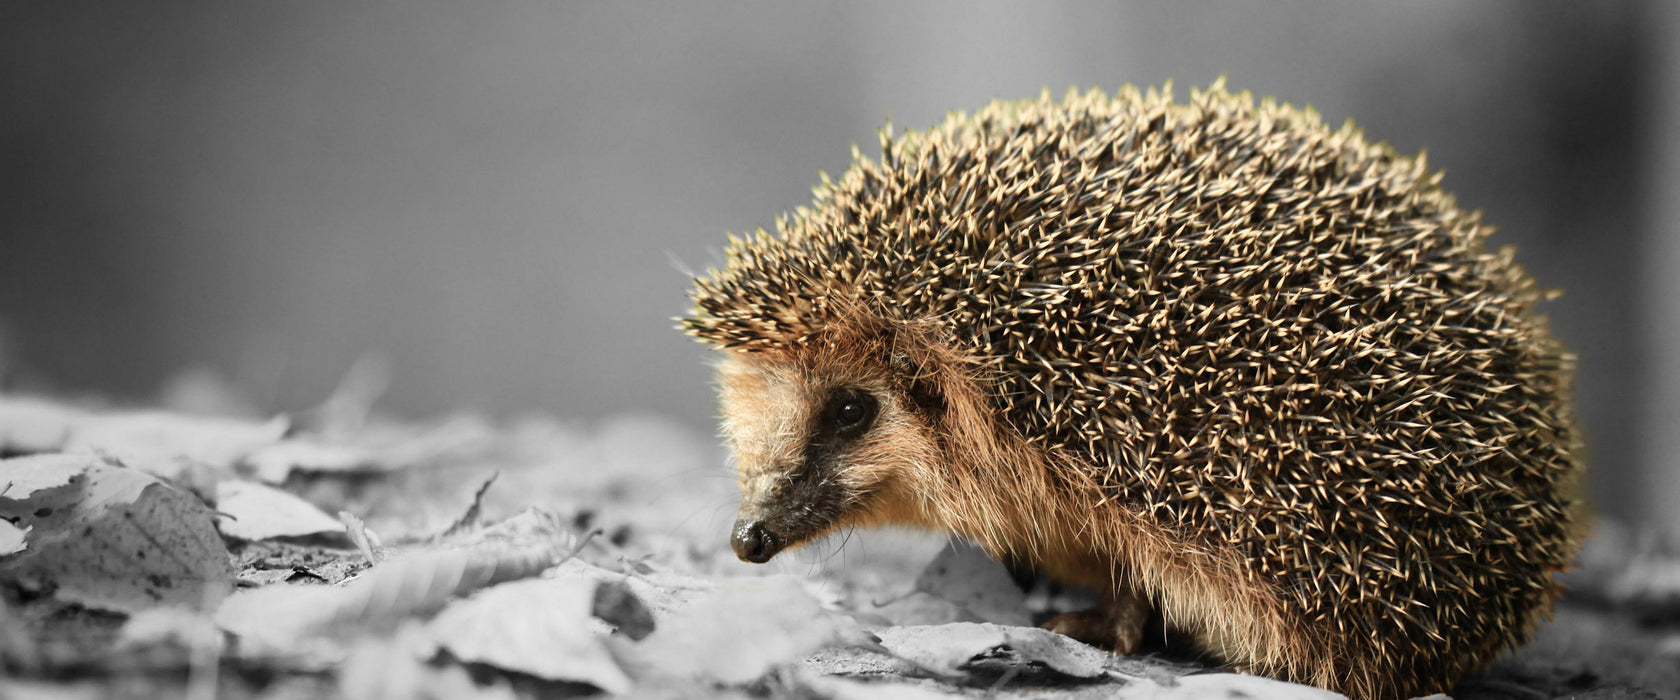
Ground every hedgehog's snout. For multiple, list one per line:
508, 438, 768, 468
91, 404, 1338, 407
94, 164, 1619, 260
731, 518, 780, 563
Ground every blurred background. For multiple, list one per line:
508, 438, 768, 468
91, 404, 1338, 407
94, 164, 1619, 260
1, 2, 1675, 537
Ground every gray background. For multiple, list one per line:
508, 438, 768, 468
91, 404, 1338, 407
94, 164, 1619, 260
3, 2, 1677, 537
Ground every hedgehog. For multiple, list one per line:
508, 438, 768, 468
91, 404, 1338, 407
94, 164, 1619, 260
681, 82, 1583, 700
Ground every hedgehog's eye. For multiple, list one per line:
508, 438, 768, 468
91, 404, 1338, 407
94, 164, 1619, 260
826, 389, 878, 438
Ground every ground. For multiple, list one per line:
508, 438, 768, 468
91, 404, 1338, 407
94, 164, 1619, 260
0, 372, 1675, 700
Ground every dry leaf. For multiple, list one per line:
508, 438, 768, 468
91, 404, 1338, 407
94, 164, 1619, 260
156, 366, 265, 419
66, 411, 288, 480
463, 507, 571, 546
0, 596, 42, 673
116, 606, 224, 655
246, 416, 494, 485
860, 591, 967, 628
913, 540, 1030, 627
1609, 556, 1680, 614
0, 519, 25, 556
215, 480, 345, 541
245, 440, 379, 484
625, 575, 876, 685
875, 622, 1107, 679
213, 583, 343, 659
236, 568, 319, 587
426, 577, 632, 694
0, 680, 105, 700
793, 671, 958, 700
0, 454, 90, 556
0, 454, 232, 613
338, 631, 431, 700
591, 578, 655, 641
216, 538, 581, 655
0, 395, 81, 454
553, 557, 718, 623
298, 354, 391, 435
1150, 672, 1343, 699
0, 451, 84, 497
371, 416, 497, 469
341, 628, 521, 700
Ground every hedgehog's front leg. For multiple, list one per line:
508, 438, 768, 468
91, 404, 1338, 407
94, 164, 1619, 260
1042, 584, 1152, 654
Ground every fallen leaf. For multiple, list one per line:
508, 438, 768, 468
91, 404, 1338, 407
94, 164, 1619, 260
338, 632, 429, 700
215, 480, 345, 541
494, 413, 725, 549
0, 520, 25, 556
297, 354, 391, 435
591, 578, 655, 641
0, 454, 233, 613
216, 537, 583, 655
793, 671, 958, 700
860, 591, 968, 628
116, 606, 223, 654
552, 557, 718, 623
426, 577, 632, 694
0, 596, 42, 673
1153, 672, 1344, 699
246, 416, 496, 485
66, 411, 288, 480
0, 680, 105, 700
876, 622, 1107, 679
463, 507, 572, 547
1610, 555, 1680, 615
156, 366, 264, 419
0, 395, 81, 454
0, 454, 92, 547
245, 440, 379, 484
0, 451, 85, 497
797, 646, 922, 679
213, 583, 342, 659
624, 575, 877, 685
913, 540, 1030, 627
371, 416, 497, 470
341, 629, 521, 700
236, 567, 320, 588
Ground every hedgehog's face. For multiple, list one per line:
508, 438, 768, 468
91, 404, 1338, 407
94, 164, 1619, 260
717, 352, 941, 563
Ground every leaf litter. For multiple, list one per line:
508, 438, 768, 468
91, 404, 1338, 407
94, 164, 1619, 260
1, 377, 1674, 700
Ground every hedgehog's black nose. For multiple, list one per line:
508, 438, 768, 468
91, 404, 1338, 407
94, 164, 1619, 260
731, 519, 777, 563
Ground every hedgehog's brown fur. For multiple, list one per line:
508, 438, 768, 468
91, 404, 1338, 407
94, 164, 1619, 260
683, 82, 1583, 700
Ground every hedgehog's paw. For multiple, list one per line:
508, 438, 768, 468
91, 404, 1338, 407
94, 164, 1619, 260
1042, 587, 1150, 655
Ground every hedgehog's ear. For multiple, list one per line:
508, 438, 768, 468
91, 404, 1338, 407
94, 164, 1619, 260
889, 350, 946, 417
